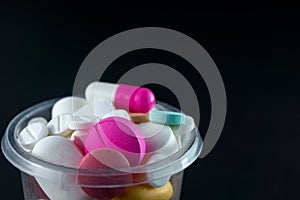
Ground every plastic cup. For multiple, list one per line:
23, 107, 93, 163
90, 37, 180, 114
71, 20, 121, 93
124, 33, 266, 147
1, 98, 202, 200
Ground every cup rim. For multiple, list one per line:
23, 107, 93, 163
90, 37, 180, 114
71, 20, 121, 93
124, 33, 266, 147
2, 97, 202, 185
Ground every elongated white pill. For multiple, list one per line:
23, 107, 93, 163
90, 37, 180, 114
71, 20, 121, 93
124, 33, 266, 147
28, 117, 48, 126
47, 113, 73, 136
52, 96, 87, 118
102, 109, 130, 120
73, 98, 114, 119
18, 123, 48, 150
68, 115, 98, 130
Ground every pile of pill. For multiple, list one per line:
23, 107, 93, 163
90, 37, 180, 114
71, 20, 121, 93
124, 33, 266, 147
17, 81, 196, 200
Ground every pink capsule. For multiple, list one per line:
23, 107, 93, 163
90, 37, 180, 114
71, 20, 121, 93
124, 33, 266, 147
85, 82, 155, 113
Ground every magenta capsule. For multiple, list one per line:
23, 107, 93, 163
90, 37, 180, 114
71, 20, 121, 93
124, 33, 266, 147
85, 82, 156, 113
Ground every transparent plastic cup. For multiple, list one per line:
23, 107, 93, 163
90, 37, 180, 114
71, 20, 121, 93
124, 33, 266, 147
2, 98, 202, 200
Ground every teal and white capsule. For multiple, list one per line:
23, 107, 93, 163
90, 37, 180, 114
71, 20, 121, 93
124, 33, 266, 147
149, 110, 185, 125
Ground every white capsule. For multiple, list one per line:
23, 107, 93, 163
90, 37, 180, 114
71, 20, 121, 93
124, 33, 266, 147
102, 109, 130, 120
85, 82, 118, 102
146, 154, 171, 188
73, 98, 114, 119
28, 117, 48, 126
52, 96, 87, 118
18, 122, 48, 150
68, 115, 98, 130
47, 113, 73, 136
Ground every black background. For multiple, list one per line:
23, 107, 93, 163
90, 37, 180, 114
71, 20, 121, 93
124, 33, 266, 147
0, 2, 300, 199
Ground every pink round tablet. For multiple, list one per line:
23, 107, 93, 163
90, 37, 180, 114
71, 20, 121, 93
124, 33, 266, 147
77, 148, 132, 200
84, 117, 146, 166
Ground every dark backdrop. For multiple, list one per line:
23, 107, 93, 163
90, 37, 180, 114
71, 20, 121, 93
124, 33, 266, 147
0, 2, 299, 199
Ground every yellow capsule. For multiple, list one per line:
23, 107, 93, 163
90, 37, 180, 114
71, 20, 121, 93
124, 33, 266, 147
111, 181, 173, 200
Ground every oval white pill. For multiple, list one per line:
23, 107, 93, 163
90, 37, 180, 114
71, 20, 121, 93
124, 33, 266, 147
68, 115, 98, 130
146, 154, 171, 188
156, 130, 179, 156
102, 109, 130, 120
73, 98, 114, 119
32, 136, 90, 200
140, 123, 179, 158
32, 136, 83, 170
28, 117, 48, 126
47, 113, 73, 136
52, 96, 87, 118
138, 122, 171, 153
18, 123, 48, 150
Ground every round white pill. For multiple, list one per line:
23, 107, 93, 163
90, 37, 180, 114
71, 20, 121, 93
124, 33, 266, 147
47, 113, 73, 136
68, 115, 98, 130
146, 154, 171, 188
73, 98, 114, 119
52, 96, 87, 118
102, 109, 130, 120
28, 117, 48, 126
18, 122, 48, 150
